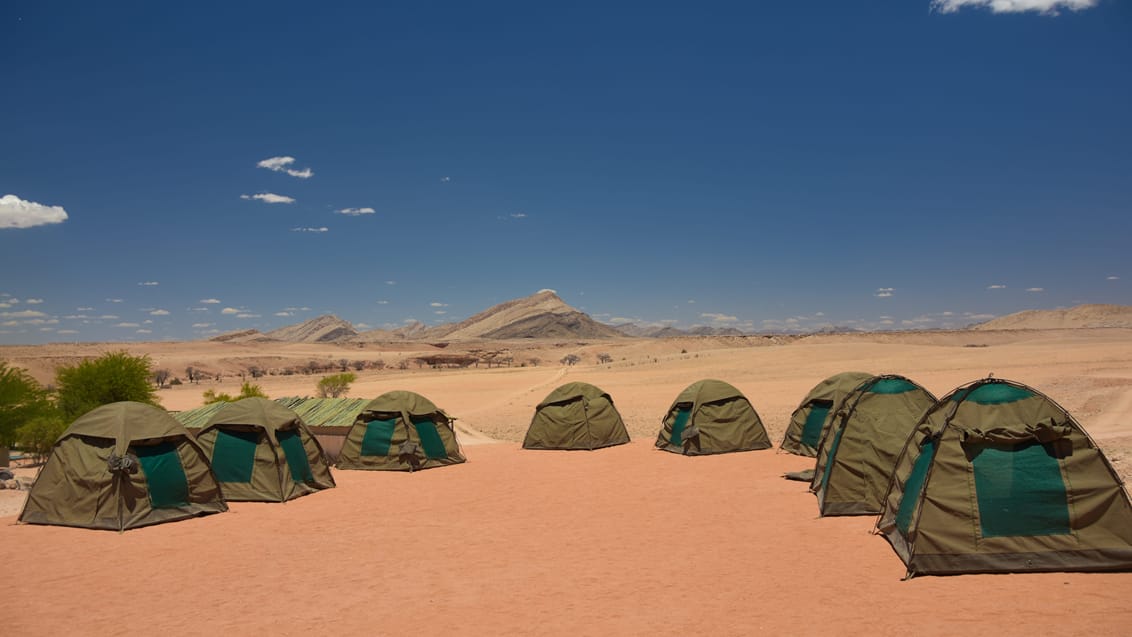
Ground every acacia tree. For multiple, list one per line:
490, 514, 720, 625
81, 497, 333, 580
317, 372, 356, 398
54, 351, 158, 420
560, 354, 581, 366
154, 369, 172, 388
596, 353, 613, 364
0, 362, 57, 448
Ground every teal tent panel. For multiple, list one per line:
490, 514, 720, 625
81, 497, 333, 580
971, 442, 1070, 538
867, 378, 918, 394
896, 439, 937, 536
954, 383, 1035, 405
670, 407, 691, 446
361, 418, 397, 456
277, 428, 314, 483
800, 402, 831, 448
134, 442, 190, 509
817, 425, 845, 492
211, 428, 259, 483
414, 418, 449, 460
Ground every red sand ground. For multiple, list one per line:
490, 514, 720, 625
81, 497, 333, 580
3, 441, 1130, 636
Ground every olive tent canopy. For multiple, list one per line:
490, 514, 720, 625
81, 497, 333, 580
780, 371, 873, 457
196, 397, 336, 502
19, 401, 227, 531
523, 381, 630, 450
877, 378, 1132, 577
655, 379, 771, 455
337, 390, 466, 471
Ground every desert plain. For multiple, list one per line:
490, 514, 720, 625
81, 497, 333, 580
2, 327, 1131, 635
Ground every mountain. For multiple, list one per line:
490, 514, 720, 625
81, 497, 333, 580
615, 324, 748, 337
421, 289, 623, 340
972, 304, 1132, 331
262, 314, 359, 343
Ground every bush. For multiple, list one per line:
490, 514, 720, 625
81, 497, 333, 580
317, 372, 356, 398
17, 412, 67, 460
202, 382, 268, 405
54, 351, 157, 420
0, 362, 54, 448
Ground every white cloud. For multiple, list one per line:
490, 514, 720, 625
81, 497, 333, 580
701, 312, 738, 323
136, 329, 152, 334
236, 313, 261, 319
150, 309, 170, 315
257, 156, 314, 179
930, 0, 1097, 15
1026, 287, 1044, 293
0, 310, 46, 319
291, 227, 328, 233
192, 322, 213, 328
434, 310, 447, 315
1108, 276, 1120, 281
0, 303, 9, 309
275, 311, 293, 317
99, 315, 119, 320
221, 307, 241, 315
115, 322, 140, 328
510, 213, 527, 219
440, 176, 451, 183
77, 306, 93, 311
875, 288, 894, 298
337, 207, 375, 215
107, 298, 123, 303
987, 284, 1007, 290
241, 193, 295, 204
200, 298, 221, 304
0, 194, 69, 229
138, 281, 159, 286
386, 281, 397, 286
57, 329, 78, 335
430, 302, 448, 308
376, 300, 390, 305
25, 298, 43, 304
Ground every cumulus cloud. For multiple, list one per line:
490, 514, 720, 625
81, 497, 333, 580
440, 176, 451, 183
257, 156, 313, 179
336, 207, 375, 215
1026, 287, 1044, 293
200, 298, 221, 304
150, 309, 170, 315
275, 311, 293, 317
236, 313, 260, 319
115, 322, 140, 328
987, 284, 1007, 290
0, 310, 46, 319
241, 193, 296, 204
701, 312, 738, 323
138, 281, 159, 286
1108, 276, 1120, 281
291, 227, 328, 233
221, 307, 241, 315
875, 288, 894, 298
25, 298, 43, 304
930, 0, 1097, 15
0, 194, 69, 229
430, 302, 448, 308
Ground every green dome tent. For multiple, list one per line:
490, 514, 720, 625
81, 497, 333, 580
876, 378, 1132, 577
655, 379, 770, 455
809, 375, 936, 516
19, 401, 227, 531
337, 390, 466, 471
195, 397, 336, 502
780, 371, 873, 457
523, 381, 630, 450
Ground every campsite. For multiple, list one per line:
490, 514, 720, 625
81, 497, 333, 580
2, 319, 1131, 635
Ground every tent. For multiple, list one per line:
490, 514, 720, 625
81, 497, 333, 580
655, 379, 771, 455
876, 378, 1132, 577
810, 375, 936, 516
19, 401, 227, 530
337, 390, 466, 471
523, 381, 630, 450
780, 371, 873, 457
195, 397, 336, 502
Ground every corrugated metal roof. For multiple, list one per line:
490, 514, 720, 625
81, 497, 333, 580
174, 397, 369, 429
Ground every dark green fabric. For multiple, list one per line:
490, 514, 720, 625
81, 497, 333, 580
414, 418, 449, 460
277, 428, 314, 483
670, 407, 691, 446
800, 402, 831, 448
896, 439, 937, 535
818, 425, 845, 492
361, 418, 397, 456
867, 378, 919, 394
954, 383, 1035, 405
211, 429, 259, 483
134, 442, 190, 509
971, 442, 1070, 538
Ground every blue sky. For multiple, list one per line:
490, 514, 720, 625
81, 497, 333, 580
2, 0, 1129, 343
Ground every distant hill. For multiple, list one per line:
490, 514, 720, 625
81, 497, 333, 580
616, 323, 748, 337
263, 315, 358, 343
973, 304, 1132, 330
420, 289, 623, 340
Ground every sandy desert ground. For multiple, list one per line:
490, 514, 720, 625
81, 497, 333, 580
2, 329, 1131, 634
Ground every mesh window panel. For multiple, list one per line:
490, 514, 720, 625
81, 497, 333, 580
801, 402, 831, 448
361, 419, 397, 456
277, 429, 314, 482
211, 429, 259, 483
971, 442, 1070, 538
134, 442, 190, 509
896, 439, 937, 536
413, 418, 449, 460
670, 407, 692, 446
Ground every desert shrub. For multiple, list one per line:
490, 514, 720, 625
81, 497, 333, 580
17, 412, 68, 459
317, 372, 356, 398
0, 362, 55, 448
54, 351, 157, 420
202, 382, 268, 405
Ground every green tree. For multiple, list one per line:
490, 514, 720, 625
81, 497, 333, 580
317, 372, 356, 398
0, 362, 55, 448
202, 381, 268, 405
17, 413, 68, 459
54, 351, 158, 420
